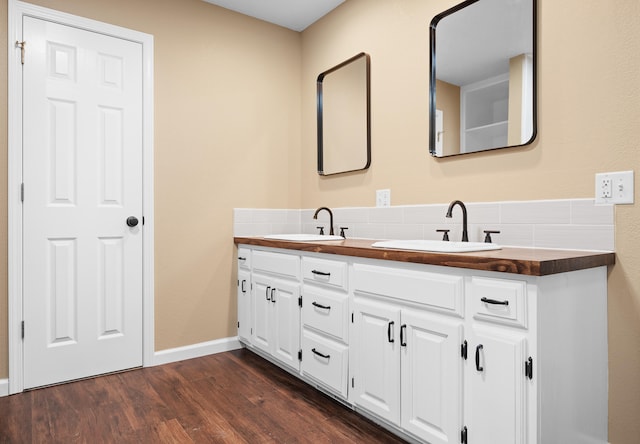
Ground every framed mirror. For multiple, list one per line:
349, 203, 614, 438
429, 0, 536, 157
317, 52, 371, 175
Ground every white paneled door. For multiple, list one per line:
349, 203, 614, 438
22, 16, 144, 389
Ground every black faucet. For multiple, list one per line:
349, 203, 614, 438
445, 200, 468, 242
313, 207, 334, 236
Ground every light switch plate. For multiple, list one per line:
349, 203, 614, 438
376, 189, 391, 207
595, 171, 634, 204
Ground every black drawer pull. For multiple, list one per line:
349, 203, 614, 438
475, 344, 484, 372
311, 269, 331, 277
238, 256, 246, 261
271, 288, 276, 303
266, 286, 271, 301
241, 280, 246, 293
387, 321, 395, 343
481, 297, 509, 306
400, 324, 407, 347
312, 301, 331, 310
311, 348, 330, 359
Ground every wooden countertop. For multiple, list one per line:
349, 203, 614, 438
234, 237, 615, 276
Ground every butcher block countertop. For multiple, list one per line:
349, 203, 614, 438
234, 237, 615, 276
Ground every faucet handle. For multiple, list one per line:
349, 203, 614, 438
436, 229, 450, 241
339, 227, 349, 238
316, 226, 325, 235
483, 230, 500, 243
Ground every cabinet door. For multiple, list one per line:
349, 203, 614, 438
401, 310, 463, 444
466, 326, 527, 444
271, 279, 301, 370
237, 269, 251, 342
251, 276, 272, 355
351, 297, 401, 425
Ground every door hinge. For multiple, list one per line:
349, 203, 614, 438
298, 296, 302, 307
237, 321, 239, 328
298, 349, 302, 361
142, 216, 145, 225
21, 320, 24, 339
461, 340, 468, 360
20, 183, 24, 202
461, 426, 468, 444
351, 377, 354, 388
16, 41, 26, 65
351, 312, 354, 323
525, 356, 534, 380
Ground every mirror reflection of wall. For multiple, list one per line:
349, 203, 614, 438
430, 0, 536, 157
317, 53, 371, 175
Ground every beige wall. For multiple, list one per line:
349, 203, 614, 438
1, 0, 639, 442
300, 0, 640, 442
0, 0, 301, 375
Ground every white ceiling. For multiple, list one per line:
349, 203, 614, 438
202, 0, 345, 32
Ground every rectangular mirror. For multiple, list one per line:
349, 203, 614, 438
429, 0, 536, 157
317, 52, 371, 175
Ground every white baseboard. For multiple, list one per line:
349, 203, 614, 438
151, 336, 242, 367
0, 379, 8, 397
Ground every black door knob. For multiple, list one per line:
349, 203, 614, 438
126, 216, 139, 227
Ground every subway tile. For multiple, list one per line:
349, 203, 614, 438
500, 200, 571, 224
368, 207, 404, 224
534, 225, 614, 251
385, 224, 425, 240
351, 223, 387, 240
403, 204, 449, 224
251, 209, 288, 224
233, 208, 253, 224
333, 207, 370, 224
465, 203, 501, 224
570, 200, 614, 225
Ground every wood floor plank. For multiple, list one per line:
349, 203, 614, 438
0, 348, 406, 443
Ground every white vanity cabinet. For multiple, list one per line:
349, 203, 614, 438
250, 250, 301, 372
235, 242, 609, 444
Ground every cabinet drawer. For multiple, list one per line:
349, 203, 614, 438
252, 250, 300, 279
301, 329, 349, 398
237, 247, 251, 270
353, 263, 464, 317
470, 277, 527, 328
302, 257, 348, 291
302, 287, 349, 342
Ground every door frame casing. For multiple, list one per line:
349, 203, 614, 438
7, 0, 155, 394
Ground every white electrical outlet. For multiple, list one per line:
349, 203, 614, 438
376, 189, 391, 207
595, 171, 634, 204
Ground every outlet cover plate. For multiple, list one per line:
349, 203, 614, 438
595, 171, 634, 204
376, 189, 391, 207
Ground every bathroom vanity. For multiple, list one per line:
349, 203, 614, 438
234, 237, 613, 444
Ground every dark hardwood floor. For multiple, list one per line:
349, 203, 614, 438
0, 348, 406, 443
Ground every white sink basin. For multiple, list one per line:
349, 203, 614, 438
263, 234, 344, 242
371, 239, 501, 253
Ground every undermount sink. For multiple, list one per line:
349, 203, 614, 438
263, 234, 344, 242
371, 239, 501, 253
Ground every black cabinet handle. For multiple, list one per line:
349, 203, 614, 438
241, 280, 246, 293
400, 324, 407, 347
311, 270, 331, 277
266, 286, 271, 301
387, 321, 395, 343
238, 256, 246, 262
271, 288, 276, 303
475, 344, 484, 372
311, 348, 330, 359
481, 297, 509, 306
311, 301, 331, 310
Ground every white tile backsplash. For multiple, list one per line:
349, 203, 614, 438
234, 199, 615, 251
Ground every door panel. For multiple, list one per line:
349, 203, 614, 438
272, 280, 301, 370
401, 310, 463, 444
352, 297, 401, 425
23, 17, 143, 389
467, 326, 527, 444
